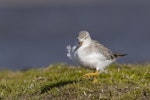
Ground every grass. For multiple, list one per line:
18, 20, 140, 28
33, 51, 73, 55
0, 63, 150, 99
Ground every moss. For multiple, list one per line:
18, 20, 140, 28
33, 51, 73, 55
0, 63, 150, 99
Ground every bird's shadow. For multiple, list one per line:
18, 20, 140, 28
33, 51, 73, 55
40, 79, 81, 94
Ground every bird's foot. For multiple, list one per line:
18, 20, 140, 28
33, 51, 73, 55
82, 70, 100, 83
83, 72, 98, 78
92, 77, 98, 83
82, 70, 99, 78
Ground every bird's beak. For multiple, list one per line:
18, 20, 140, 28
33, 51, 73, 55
79, 41, 83, 46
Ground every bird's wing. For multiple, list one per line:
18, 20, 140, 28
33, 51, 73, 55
91, 40, 115, 60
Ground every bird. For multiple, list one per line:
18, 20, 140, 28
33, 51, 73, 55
66, 31, 127, 82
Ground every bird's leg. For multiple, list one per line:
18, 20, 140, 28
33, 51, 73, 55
83, 70, 99, 78
93, 76, 98, 83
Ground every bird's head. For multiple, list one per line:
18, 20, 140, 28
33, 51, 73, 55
77, 31, 92, 46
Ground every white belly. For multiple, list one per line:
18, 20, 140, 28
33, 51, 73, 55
75, 46, 115, 70
76, 48, 105, 69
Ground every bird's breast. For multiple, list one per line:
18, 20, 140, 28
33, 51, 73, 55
76, 47, 106, 68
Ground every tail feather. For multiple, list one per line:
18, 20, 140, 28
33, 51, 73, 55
113, 53, 128, 58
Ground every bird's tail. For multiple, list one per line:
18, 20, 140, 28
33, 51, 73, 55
113, 52, 128, 58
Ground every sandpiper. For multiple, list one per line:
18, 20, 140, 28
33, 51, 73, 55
66, 31, 127, 82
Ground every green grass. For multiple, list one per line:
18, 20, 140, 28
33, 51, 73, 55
0, 63, 150, 99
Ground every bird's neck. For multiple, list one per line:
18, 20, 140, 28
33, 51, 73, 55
82, 40, 91, 47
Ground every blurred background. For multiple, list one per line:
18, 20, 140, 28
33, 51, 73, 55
0, 0, 150, 70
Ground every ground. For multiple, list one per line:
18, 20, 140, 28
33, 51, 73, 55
0, 63, 150, 100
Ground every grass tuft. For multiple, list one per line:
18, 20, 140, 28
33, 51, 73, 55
0, 63, 150, 99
